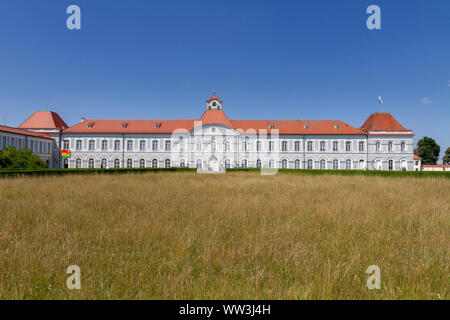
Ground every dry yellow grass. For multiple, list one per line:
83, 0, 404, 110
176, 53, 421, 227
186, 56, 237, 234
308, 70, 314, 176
0, 172, 448, 299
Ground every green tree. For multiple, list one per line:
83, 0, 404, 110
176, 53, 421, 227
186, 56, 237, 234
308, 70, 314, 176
415, 137, 440, 165
443, 147, 450, 165
0, 146, 47, 170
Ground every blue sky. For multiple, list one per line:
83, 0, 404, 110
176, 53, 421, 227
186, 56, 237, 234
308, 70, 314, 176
0, 0, 449, 158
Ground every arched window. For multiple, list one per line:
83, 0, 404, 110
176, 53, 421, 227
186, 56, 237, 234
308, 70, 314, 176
127, 158, 133, 168
165, 159, 171, 168
88, 158, 95, 169
224, 159, 230, 169
320, 159, 326, 170
139, 159, 146, 168
114, 158, 120, 168
333, 159, 339, 170
401, 159, 407, 171
294, 159, 300, 169
401, 141, 406, 152
242, 141, 247, 151
75, 158, 82, 168
180, 159, 185, 168
376, 159, 382, 170
152, 159, 158, 168
64, 158, 69, 169
359, 159, 365, 170
388, 159, 394, 171
307, 159, 313, 169
281, 159, 288, 169
101, 158, 107, 169
346, 159, 352, 170
256, 159, 262, 168
196, 159, 202, 170
241, 159, 247, 168
269, 159, 275, 168
211, 140, 216, 152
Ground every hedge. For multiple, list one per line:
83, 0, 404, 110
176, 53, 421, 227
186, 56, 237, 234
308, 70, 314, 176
0, 167, 448, 178
228, 168, 450, 178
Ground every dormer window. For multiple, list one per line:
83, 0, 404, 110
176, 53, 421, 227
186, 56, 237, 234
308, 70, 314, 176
87, 121, 95, 128
155, 122, 162, 129
303, 123, 309, 130
121, 122, 128, 129
334, 123, 340, 130
269, 123, 275, 129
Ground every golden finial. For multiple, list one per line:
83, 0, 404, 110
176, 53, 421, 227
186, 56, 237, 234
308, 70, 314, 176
213, 88, 216, 96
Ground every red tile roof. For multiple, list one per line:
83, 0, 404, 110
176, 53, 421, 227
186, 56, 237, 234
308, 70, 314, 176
0, 125, 54, 140
199, 109, 234, 128
206, 95, 223, 103
19, 111, 68, 131
361, 112, 412, 133
413, 154, 422, 160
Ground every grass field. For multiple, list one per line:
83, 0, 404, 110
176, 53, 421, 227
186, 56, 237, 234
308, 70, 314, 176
0, 171, 448, 299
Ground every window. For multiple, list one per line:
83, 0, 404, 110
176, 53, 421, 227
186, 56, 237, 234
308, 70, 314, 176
269, 159, 275, 168
88, 158, 95, 168
282, 141, 287, 151
180, 159, 185, 168
225, 159, 230, 169
30, 140, 34, 152
127, 140, 133, 151
320, 141, 326, 151
114, 158, 120, 168
89, 140, 95, 151
196, 159, 202, 170
242, 141, 247, 152
307, 141, 313, 151
197, 141, 202, 151
295, 159, 300, 169
152, 140, 158, 150
359, 141, 365, 152
76, 158, 82, 168
375, 141, 380, 151
256, 159, 262, 168
63, 140, 70, 149
165, 141, 171, 151
140, 140, 146, 151
224, 141, 230, 151
359, 159, 365, 170
346, 141, 351, 151
256, 141, 261, 151
376, 159, 382, 170
346, 159, 352, 170
180, 140, 185, 151
333, 141, 338, 151
401, 141, 406, 152
295, 141, 300, 151
333, 159, 339, 170
211, 141, 216, 152
101, 158, 107, 169
269, 141, 274, 152
2, 137, 6, 149
114, 140, 120, 150
388, 141, 393, 152
388, 159, 394, 170
320, 159, 326, 170
281, 159, 288, 169
165, 159, 171, 168
101, 140, 107, 151
307, 159, 313, 169
39, 142, 43, 153
152, 159, 158, 168
127, 158, 133, 168
241, 159, 247, 168
139, 159, 145, 168
64, 158, 69, 169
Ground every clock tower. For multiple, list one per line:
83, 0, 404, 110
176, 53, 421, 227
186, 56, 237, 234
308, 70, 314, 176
206, 89, 223, 110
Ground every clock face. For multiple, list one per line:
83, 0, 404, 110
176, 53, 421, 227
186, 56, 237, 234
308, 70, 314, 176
212, 101, 217, 107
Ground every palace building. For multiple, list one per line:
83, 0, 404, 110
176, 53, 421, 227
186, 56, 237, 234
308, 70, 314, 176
2, 92, 415, 171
